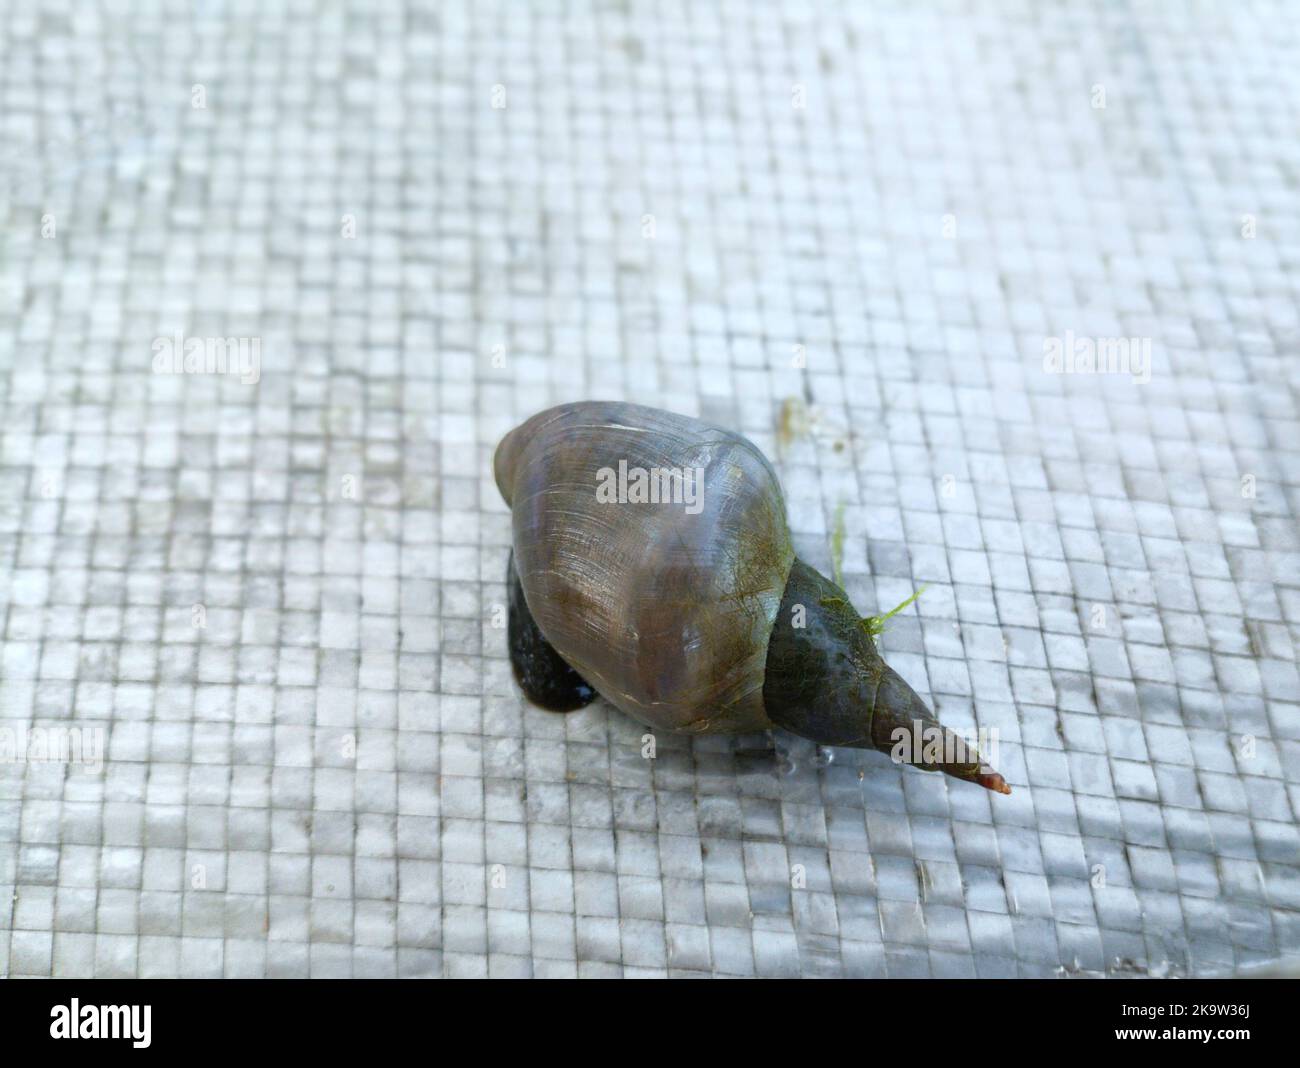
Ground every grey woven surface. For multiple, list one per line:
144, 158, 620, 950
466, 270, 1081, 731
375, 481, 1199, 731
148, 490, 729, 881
1, 0, 1297, 978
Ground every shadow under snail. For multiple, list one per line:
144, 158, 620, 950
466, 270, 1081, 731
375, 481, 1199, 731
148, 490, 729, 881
494, 401, 1010, 794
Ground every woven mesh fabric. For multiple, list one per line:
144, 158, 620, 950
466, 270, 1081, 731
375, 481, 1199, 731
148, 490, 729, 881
0, 0, 1296, 977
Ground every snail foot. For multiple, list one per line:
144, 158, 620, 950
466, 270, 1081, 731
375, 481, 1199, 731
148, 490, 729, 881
508, 552, 598, 712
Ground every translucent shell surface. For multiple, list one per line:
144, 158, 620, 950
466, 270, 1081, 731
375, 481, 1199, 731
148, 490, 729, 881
495, 402, 795, 734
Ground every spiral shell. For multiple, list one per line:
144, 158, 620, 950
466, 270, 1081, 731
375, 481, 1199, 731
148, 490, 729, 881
494, 401, 795, 734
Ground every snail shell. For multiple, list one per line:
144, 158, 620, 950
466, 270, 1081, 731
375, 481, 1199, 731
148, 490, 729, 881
494, 401, 794, 734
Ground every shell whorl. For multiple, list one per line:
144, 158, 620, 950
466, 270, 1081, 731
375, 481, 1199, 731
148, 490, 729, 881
495, 401, 795, 734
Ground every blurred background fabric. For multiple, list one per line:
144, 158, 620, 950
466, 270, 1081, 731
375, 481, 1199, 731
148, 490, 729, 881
0, 0, 1297, 977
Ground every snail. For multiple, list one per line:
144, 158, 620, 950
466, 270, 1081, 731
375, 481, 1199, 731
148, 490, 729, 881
494, 401, 1010, 794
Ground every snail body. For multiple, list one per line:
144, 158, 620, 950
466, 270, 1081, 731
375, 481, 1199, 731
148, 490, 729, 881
494, 401, 1008, 793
